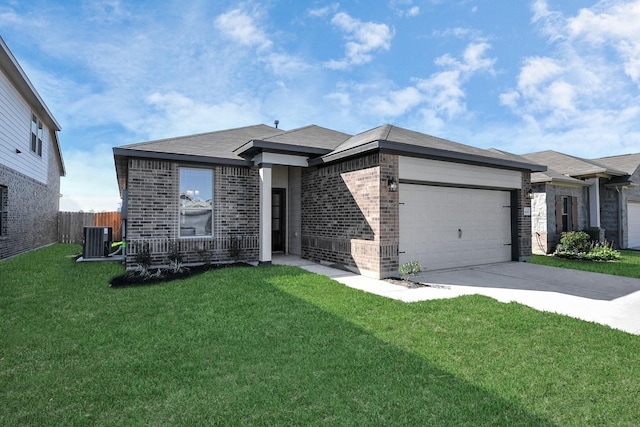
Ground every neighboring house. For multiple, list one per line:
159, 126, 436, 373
0, 37, 65, 259
113, 124, 544, 279
593, 153, 640, 249
521, 150, 640, 254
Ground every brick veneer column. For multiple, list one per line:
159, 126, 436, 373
301, 152, 399, 279
518, 170, 533, 261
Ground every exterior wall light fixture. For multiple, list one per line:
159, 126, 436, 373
527, 188, 533, 199
387, 176, 398, 192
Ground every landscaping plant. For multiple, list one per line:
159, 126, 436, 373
398, 260, 422, 282
554, 231, 620, 261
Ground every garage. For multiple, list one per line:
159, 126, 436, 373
628, 202, 640, 248
399, 185, 513, 271
397, 156, 521, 272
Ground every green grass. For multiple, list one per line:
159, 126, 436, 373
1, 245, 639, 426
529, 250, 640, 278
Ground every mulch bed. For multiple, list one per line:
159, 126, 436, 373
385, 277, 428, 289
385, 277, 451, 290
109, 262, 252, 287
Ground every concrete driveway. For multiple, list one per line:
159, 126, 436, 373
406, 262, 640, 335
274, 256, 640, 336
414, 262, 640, 301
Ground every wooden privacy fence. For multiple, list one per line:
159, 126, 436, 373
58, 211, 122, 244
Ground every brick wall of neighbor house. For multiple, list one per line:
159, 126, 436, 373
301, 153, 399, 278
124, 159, 260, 268
600, 181, 640, 249
600, 183, 619, 247
518, 171, 533, 261
0, 142, 61, 259
534, 184, 588, 254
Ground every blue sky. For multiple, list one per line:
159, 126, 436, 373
2, 0, 640, 211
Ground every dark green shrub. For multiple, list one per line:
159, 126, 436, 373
556, 231, 591, 254
554, 231, 620, 262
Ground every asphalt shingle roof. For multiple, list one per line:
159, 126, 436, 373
117, 124, 283, 161
521, 150, 626, 178
328, 124, 540, 168
593, 153, 640, 176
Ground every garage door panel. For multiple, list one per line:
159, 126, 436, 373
400, 185, 512, 271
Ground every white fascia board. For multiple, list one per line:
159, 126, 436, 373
252, 152, 309, 167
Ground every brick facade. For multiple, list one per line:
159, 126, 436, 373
601, 179, 640, 248
301, 153, 399, 279
0, 141, 61, 259
124, 159, 260, 267
517, 171, 533, 260
531, 183, 588, 254
124, 151, 533, 277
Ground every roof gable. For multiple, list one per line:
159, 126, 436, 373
1, 37, 65, 175
233, 125, 352, 159
323, 124, 544, 171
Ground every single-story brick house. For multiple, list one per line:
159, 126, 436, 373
521, 150, 640, 253
113, 124, 544, 278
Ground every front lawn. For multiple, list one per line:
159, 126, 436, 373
529, 250, 640, 278
1, 245, 639, 426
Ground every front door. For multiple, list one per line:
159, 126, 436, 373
272, 189, 286, 252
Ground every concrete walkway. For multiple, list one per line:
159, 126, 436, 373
272, 255, 640, 336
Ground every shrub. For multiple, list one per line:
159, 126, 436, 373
168, 241, 188, 274
132, 244, 153, 278
582, 242, 621, 261
399, 261, 422, 282
228, 236, 240, 261
556, 231, 591, 254
554, 231, 620, 262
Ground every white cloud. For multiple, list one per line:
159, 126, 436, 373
143, 91, 263, 139
389, 0, 420, 17
502, 0, 640, 135
416, 42, 495, 119
59, 144, 121, 212
325, 12, 394, 69
308, 3, 339, 18
215, 7, 272, 50
326, 41, 495, 124
567, 1, 640, 84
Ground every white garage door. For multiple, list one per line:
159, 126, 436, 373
628, 202, 640, 248
399, 185, 512, 271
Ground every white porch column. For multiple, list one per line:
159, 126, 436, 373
259, 164, 272, 265
586, 177, 600, 228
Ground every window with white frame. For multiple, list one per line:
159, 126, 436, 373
30, 113, 43, 157
179, 168, 213, 237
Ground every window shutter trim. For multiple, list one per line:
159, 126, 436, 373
555, 195, 563, 233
